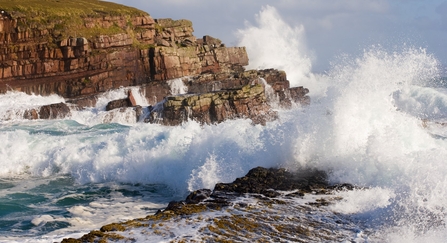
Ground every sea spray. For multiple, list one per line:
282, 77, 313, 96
2, 5, 447, 242
237, 5, 318, 93
238, 5, 447, 241
167, 78, 188, 95
288, 47, 447, 240
71, 86, 150, 125
0, 91, 65, 121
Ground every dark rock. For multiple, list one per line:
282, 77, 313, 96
260, 189, 281, 198
39, 103, 71, 119
24, 103, 71, 120
164, 201, 186, 212
185, 189, 212, 204
105, 98, 133, 111
329, 183, 358, 191
168, 166, 330, 211
135, 105, 144, 121
213, 166, 328, 195
64, 166, 359, 243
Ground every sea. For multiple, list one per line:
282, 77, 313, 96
2, 5, 447, 243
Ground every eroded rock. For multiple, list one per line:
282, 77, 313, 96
148, 84, 277, 125
61, 167, 361, 243
23, 102, 71, 120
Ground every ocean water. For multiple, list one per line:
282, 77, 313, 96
2, 5, 447, 242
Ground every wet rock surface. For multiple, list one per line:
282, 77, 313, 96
144, 68, 310, 125
60, 167, 365, 243
148, 84, 277, 126
23, 102, 71, 120
214, 166, 328, 195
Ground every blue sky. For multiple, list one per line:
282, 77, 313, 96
106, 0, 447, 72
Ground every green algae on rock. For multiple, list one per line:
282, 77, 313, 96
60, 167, 368, 243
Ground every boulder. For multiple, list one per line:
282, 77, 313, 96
23, 102, 71, 120
38, 103, 71, 119
105, 99, 133, 111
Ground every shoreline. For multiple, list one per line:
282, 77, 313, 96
60, 167, 365, 243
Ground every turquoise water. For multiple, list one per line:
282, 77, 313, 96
1, 9, 447, 241
0, 174, 176, 241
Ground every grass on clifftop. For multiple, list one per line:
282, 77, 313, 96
0, 0, 149, 40
0, 0, 147, 18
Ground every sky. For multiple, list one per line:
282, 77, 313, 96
105, 0, 447, 73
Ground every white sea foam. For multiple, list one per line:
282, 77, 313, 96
1, 54, 446, 241
0, 91, 65, 121
167, 77, 188, 95
393, 86, 447, 121
71, 86, 150, 126
330, 187, 396, 214
2, 5, 447, 243
237, 5, 320, 94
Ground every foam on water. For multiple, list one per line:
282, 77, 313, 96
71, 86, 150, 126
0, 92, 65, 121
2, 5, 447, 242
0, 175, 173, 243
393, 85, 447, 121
237, 5, 447, 242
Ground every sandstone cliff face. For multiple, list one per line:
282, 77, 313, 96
0, 9, 248, 103
0, 2, 310, 126
0, 11, 155, 98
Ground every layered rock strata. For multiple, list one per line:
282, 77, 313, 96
0, 1, 310, 125
0, 4, 249, 101
149, 84, 277, 126
110, 69, 310, 125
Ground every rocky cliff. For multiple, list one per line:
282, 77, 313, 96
0, 1, 247, 101
0, 0, 310, 125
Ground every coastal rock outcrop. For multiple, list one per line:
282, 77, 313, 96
145, 68, 309, 125
60, 167, 360, 243
0, 0, 310, 126
148, 84, 277, 125
0, 2, 248, 101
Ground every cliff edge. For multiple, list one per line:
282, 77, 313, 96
0, 0, 309, 125
0, 0, 248, 101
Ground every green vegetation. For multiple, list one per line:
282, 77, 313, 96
0, 0, 147, 19
0, 0, 150, 41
